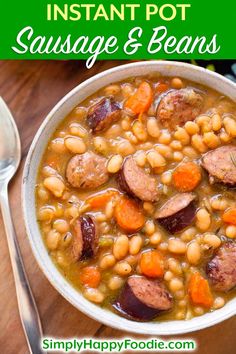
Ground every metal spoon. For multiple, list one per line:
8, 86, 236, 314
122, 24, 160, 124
0, 97, 45, 353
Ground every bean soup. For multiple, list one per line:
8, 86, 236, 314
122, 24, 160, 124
36, 74, 236, 322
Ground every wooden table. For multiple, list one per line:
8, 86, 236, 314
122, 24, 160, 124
0, 60, 235, 354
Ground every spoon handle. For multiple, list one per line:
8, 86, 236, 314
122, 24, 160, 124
0, 183, 45, 354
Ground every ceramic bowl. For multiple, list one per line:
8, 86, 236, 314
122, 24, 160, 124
22, 61, 236, 335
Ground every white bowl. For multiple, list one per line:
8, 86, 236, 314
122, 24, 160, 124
22, 61, 236, 335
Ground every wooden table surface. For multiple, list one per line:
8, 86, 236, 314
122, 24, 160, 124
0, 60, 235, 354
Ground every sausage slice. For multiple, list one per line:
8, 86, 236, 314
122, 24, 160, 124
201, 145, 236, 186
66, 152, 109, 189
87, 97, 121, 133
155, 193, 197, 233
156, 88, 203, 128
72, 215, 99, 260
206, 242, 236, 292
113, 276, 173, 321
117, 156, 159, 202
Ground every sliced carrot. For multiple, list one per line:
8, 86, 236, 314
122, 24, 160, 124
125, 81, 153, 115
86, 189, 119, 210
222, 208, 236, 225
140, 250, 164, 278
172, 162, 201, 192
79, 267, 101, 288
155, 82, 169, 94
188, 272, 213, 308
114, 197, 145, 233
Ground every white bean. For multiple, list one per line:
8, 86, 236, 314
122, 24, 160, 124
203, 234, 221, 249
114, 261, 132, 276
171, 77, 184, 89
164, 271, 174, 281
132, 120, 148, 141
150, 232, 162, 245
46, 229, 60, 250
180, 227, 197, 242
203, 132, 220, 149
84, 288, 105, 303
108, 276, 124, 290
184, 121, 199, 135
64, 136, 86, 154
134, 150, 146, 167
53, 219, 69, 233
107, 155, 123, 173
223, 116, 236, 137
225, 225, 236, 239
168, 258, 182, 275
121, 116, 131, 131
129, 235, 143, 255
182, 146, 198, 159
146, 117, 160, 138
161, 171, 172, 185
210, 196, 228, 211
173, 152, 184, 162
191, 134, 208, 153
113, 235, 129, 260
155, 144, 173, 159
168, 239, 186, 254
187, 241, 201, 265
212, 114, 222, 131
38, 206, 55, 222
117, 140, 135, 156
169, 278, 184, 292
213, 297, 225, 309
196, 208, 211, 231
105, 200, 115, 219
43, 176, 65, 198
69, 123, 87, 138
147, 150, 166, 168
158, 131, 171, 144
93, 136, 108, 154
174, 127, 190, 145
144, 220, 155, 235
99, 254, 116, 269
37, 186, 50, 201
170, 140, 182, 151
124, 131, 138, 144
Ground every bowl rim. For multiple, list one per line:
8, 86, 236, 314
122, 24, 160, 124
22, 60, 236, 336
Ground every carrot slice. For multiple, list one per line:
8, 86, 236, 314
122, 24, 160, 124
222, 208, 236, 225
140, 250, 164, 278
125, 81, 153, 115
86, 190, 119, 210
188, 272, 213, 308
79, 267, 101, 288
114, 197, 145, 233
172, 162, 201, 192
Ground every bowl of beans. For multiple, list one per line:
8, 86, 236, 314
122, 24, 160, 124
22, 61, 236, 335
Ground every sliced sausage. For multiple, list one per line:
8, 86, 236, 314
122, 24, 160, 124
201, 145, 236, 186
66, 152, 109, 189
117, 156, 159, 202
112, 276, 173, 321
156, 88, 204, 128
206, 242, 236, 292
155, 193, 197, 233
87, 97, 121, 133
72, 215, 99, 260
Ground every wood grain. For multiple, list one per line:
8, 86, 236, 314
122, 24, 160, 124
0, 60, 235, 354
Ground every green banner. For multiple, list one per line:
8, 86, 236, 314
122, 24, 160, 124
1, 0, 236, 66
